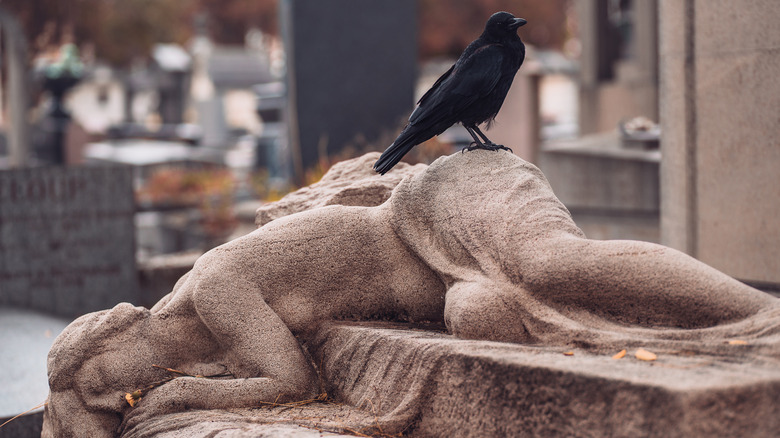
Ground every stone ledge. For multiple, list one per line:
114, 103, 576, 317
116, 322, 780, 437
539, 132, 660, 214
122, 322, 780, 437
313, 322, 780, 437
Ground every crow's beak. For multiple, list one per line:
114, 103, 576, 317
511, 18, 527, 29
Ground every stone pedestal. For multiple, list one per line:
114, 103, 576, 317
121, 322, 780, 438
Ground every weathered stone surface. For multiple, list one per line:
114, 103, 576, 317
121, 404, 376, 438
0, 165, 138, 317
314, 322, 780, 437
659, 0, 780, 284
255, 151, 425, 226
116, 321, 780, 437
43, 152, 780, 437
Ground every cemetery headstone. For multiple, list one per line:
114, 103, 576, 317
281, 0, 417, 175
0, 165, 139, 317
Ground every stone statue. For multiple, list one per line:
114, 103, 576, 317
43, 152, 780, 437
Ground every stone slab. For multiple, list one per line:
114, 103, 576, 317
0, 308, 71, 438
120, 397, 387, 438
539, 132, 660, 213
313, 322, 780, 438
117, 322, 780, 437
0, 165, 139, 317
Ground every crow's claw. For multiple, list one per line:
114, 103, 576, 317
461, 142, 484, 153
462, 142, 513, 153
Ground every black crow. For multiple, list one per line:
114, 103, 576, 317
374, 11, 527, 175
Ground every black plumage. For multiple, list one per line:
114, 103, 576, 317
374, 11, 527, 175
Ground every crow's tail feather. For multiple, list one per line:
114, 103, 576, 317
373, 140, 414, 175
373, 126, 430, 175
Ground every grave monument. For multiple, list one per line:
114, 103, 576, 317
0, 165, 138, 317
42, 152, 780, 437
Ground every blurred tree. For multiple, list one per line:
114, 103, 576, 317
419, 0, 571, 58
197, 0, 278, 44
1, 0, 275, 67
2, 0, 567, 66
3, 0, 195, 66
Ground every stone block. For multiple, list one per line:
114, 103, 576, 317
120, 322, 780, 437
659, 0, 780, 284
0, 165, 139, 317
312, 322, 780, 437
694, 0, 780, 54
695, 50, 780, 282
539, 132, 660, 213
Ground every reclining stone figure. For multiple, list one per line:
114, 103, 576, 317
43, 152, 780, 437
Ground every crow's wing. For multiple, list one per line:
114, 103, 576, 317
416, 64, 454, 106
409, 44, 504, 127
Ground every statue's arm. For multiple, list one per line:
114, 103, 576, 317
129, 375, 308, 417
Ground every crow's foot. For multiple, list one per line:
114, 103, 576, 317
462, 142, 482, 153
461, 142, 513, 153
486, 142, 513, 153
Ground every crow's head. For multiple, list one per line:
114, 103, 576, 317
483, 11, 527, 39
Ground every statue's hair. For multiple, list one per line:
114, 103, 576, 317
47, 303, 147, 390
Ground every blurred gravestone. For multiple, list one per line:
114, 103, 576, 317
0, 165, 138, 317
280, 0, 416, 176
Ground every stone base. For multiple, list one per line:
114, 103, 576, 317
124, 322, 780, 437
313, 322, 780, 437
120, 397, 386, 437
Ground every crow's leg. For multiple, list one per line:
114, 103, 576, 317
462, 126, 498, 153
462, 126, 485, 153
473, 126, 513, 153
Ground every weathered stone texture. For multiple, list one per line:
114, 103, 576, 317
660, 0, 780, 283
42, 153, 780, 437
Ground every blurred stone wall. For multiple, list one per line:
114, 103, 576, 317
0, 165, 139, 316
659, 0, 780, 285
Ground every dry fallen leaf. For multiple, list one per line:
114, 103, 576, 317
635, 348, 657, 361
612, 349, 627, 360
728, 339, 749, 345
125, 390, 142, 407
563, 351, 574, 356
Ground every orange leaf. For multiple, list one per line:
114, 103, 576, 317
635, 348, 657, 361
612, 349, 626, 360
125, 390, 142, 407
125, 393, 138, 407
728, 339, 748, 345
563, 351, 574, 356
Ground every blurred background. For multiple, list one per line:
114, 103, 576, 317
0, 0, 589, 264
0, 1, 779, 434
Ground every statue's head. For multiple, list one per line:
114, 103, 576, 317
48, 303, 148, 392
44, 303, 150, 437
